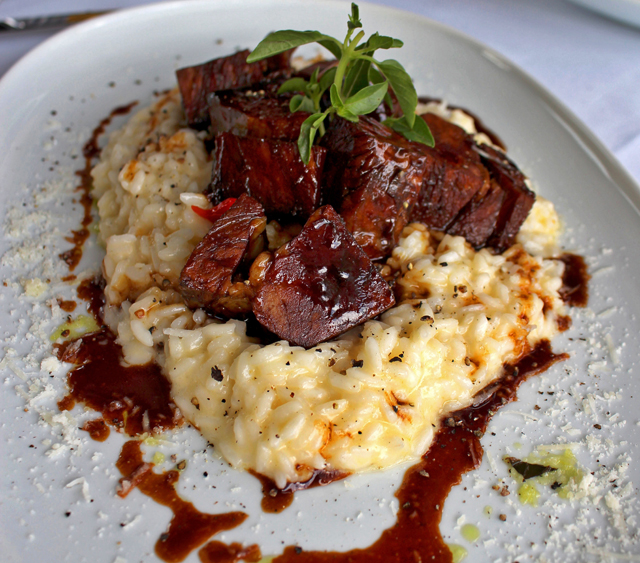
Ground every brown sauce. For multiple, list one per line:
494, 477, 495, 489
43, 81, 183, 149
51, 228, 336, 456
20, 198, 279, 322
250, 468, 350, 514
270, 341, 568, 563
558, 253, 590, 307
76, 276, 106, 320
59, 101, 137, 271
81, 418, 110, 442
57, 298, 77, 312
117, 440, 248, 563
55, 328, 180, 436
198, 541, 262, 563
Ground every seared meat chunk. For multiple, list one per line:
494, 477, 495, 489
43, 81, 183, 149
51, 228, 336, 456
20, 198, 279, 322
320, 116, 428, 260
209, 133, 326, 218
253, 206, 395, 348
446, 180, 504, 248
476, 144, 535, 251
179, 194, 266, 316
209, 92, 309, 141
411, 113, 490, 230
176, 49, 291, 128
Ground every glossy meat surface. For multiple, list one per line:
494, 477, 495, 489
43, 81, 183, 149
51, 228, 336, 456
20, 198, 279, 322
477, 144, 535, 251
209, 92, 309, 141
321, 116, 428, 260
209, 133, 326, 218
179, 194, 266, 316
411, 113, 490, 230
253, 206, 395, 348
447, 180, 505, 248
176, 49, 291, 128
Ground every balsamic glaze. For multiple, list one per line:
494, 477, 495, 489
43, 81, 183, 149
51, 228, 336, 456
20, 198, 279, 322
271, 341, 568, 563
59, 102, 137, 271
558, 253, 590, 307
81, 418, 110, 442
117, 441, 248, 563
56, 327, 179, 436
250, 468, 350, 514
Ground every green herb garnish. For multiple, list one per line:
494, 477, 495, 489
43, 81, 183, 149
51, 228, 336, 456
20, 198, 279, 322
247, 2, 434, 164
504, 456, 557, 480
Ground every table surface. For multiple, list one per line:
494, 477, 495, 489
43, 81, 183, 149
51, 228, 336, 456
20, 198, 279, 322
1, 0, 639, 185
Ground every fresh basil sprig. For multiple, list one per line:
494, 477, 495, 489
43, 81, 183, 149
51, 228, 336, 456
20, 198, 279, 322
247, 2, 434, 164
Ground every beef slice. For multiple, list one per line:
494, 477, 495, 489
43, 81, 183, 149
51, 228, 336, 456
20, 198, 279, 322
179, 194, 266, 316
176, 49, 291, 128
209, 133, 326, 218
410, 113, 490, 230
477, 144, 535, 252
320, 116, 428, 260
208, 91, 309, 141
253, 205, 395, 348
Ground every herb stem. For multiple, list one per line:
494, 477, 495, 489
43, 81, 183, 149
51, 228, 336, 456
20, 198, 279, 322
334, 30, 365, 98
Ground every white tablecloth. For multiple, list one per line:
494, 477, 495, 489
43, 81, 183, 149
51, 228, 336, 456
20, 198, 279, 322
1, 0, 639, 184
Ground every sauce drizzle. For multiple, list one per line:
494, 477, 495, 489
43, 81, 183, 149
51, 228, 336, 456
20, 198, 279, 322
56, 328, 180, 436
59, 101, 137, 271
251, 468, 350, 514
117, 440, 248, 563
271, 341, 568, 563
558, 253, 590, 307
81, 418, 110, 442
198, 541, 262, 563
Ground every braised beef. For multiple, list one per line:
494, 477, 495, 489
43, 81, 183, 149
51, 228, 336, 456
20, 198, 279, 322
253, 205, 395, 348
320, 116, 428, 260
446, 180, 504, 248
410, 113, 490, 230
417, 96, 507, 150
209, 133, 326, 218
176, 49, 291, 128
179, 194, 266, 316
475, 144, 535, 251
208, 92, 309, 141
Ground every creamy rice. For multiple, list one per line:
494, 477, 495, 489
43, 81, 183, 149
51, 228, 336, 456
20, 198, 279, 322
93, 90, 566, 488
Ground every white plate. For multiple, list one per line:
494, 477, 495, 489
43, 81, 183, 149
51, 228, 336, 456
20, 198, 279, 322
566, 0, 640, 28
1, 1, 640, 562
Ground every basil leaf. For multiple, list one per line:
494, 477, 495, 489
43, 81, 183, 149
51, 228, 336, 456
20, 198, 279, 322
504, 457, 557, 481
289, 95, 304, 112
376, 59, 417, 127
289, 95, 315, 113
348, 3, 362, 30
368, 66, 385, 84
319, 66, 337, 93
317, 40, 343, 60
356, 33, 403, 51
386, 115, 434, 146
247, 30, 341, 62
330, 84, 344, 108
407, 114, 434, 146
343, 81, 388, 115
337, 108, 360, 122
298, 112, 324, 165
278, 77, 308, 95
343, 58, 371, 98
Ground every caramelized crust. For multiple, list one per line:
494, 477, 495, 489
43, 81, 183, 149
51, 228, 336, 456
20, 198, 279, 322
176, 49, 291, 128
179, 194, 266, 316
321, 116, 428, 260
253, 206, 395, 347
208, 92, 309, 141
411, 113, 490, 230
209, 133, 326, 219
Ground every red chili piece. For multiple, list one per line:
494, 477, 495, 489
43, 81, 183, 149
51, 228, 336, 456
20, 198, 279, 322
192, 197, 237, 223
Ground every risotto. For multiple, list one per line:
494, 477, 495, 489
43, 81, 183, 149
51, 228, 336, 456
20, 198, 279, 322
92, 89, 566, 488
